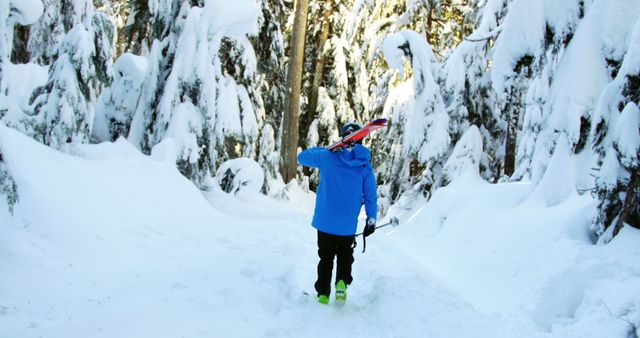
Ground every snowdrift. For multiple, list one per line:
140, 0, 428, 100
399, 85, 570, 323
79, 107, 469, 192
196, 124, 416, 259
389, 172, 640, 337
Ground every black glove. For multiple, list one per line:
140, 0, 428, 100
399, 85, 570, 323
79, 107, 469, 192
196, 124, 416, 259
364, 217, 376, 237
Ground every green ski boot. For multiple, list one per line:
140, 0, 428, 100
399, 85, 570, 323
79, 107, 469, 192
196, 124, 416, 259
335, 280, 347, 304
317, 294, 329, 305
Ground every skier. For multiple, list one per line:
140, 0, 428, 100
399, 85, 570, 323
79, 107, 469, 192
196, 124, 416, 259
298, 122, 378, 305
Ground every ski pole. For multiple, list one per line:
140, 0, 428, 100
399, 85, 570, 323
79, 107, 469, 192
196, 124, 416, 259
354, 217, 400, 253
354, 216, 400, 236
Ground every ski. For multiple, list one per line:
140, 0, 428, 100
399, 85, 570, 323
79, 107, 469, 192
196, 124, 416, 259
327, 118, 388, 151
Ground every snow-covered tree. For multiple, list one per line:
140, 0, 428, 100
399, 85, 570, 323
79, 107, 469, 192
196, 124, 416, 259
593, 103, 640, 242
442, 0, 509, 182
254, 0, 287, 135
0, 0, 43, 213
128, 0, 196, 154
591, 16, 640, 242
526, 0, 637, 187
30, 7, 115, 150
437, 125, 483, 188
326, 27, 357, 125
491, 0, 546, 177
220, 34, 264, 158
303, 0, 357, 152
0, 145, 18, 213
257, 122, 282, 194
378, 30, 450, 199
118, 0, 153, 55
27, 0, 93, 65
299, 0, 332, 143
307, 87, 339, 148
129, 0, 261, 188
93, 53, 147, 142
1, 0, 43, 90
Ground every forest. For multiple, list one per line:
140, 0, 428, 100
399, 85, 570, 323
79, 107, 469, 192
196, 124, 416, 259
1, 0, 639, 244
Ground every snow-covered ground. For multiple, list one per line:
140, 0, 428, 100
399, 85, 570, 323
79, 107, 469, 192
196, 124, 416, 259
1, 126, 639, 337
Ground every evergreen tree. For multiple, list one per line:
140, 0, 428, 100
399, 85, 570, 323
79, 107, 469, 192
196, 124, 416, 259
490, 0, 545, 177
300, 0, 334, 144
591, 18, 640, 241
257, 123, 281, 194
249, 0, 288, 191
119, 0, 153, 55
437, 125, 483, 188
254, 0, 287, 132
93, 53, 147, 142
128, 0, 190, 154
593, 102, 640, 242
0, 0, 44, 213
1, 0, 43, 90
129, 0, 262, 188
0, 144, 18, 214
442, 0, 509, 182
514, 0, 582, 182
378, 30, 450, 200
325, 8, 357, 125
27, 0, 93, 65
30, 8, 115, 150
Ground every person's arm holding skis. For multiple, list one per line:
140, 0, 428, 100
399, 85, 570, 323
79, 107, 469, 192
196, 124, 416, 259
297, 147, 328, 169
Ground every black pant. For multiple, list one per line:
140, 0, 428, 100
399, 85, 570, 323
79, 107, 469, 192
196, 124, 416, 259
315, 230, 355, 296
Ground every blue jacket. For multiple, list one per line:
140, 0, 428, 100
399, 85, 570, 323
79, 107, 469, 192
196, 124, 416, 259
298, 144, 378, 236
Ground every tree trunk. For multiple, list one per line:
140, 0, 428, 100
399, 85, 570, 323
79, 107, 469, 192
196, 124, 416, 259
613, 159, 639, 237
504, 105, 518, 177
11, 25, 31, 64
307, 1, 333, 120
280, 0, 310, 183
426, 1, 434, 45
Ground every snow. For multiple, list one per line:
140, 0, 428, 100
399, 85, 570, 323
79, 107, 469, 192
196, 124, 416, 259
542, 0, 580, 40
204, 0, 259, 37
383, 30, 450, 163
529, 135, 577, 207
216, 76, 243, 136
614, 102, 640, 168
215, 157, 265, 194
620, 16, 640, 82
599, 0, 640, 61
491, 0, 545, 96
389, 179, 640, 337
2, 119, 639, 337
5, 0, 44, 25
548, 0, 639, 148
166, 101, 203, 165
2, 62, 48, 111
440, 125, 484, 186
150, 138, 178, 164
93, 53, 147, 142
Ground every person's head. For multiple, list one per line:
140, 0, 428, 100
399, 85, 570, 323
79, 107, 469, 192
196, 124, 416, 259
340, 121, 363, 138
339, 121, 364, 147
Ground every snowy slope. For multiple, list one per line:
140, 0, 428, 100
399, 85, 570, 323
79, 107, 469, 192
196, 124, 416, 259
0, 126, 507, 337
389, 174, 640, 337
1, 126, 639, 337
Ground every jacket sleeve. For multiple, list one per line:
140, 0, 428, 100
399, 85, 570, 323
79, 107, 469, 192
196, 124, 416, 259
297, 147, 327, 169
363, 163, 378, 220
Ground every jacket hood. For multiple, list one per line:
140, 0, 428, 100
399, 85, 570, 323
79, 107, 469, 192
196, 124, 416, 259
338, 144, 371, 166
